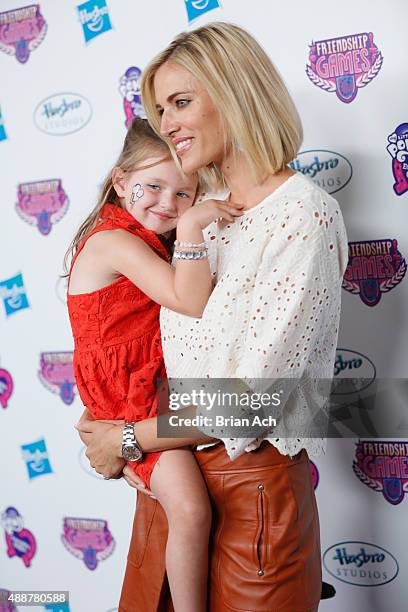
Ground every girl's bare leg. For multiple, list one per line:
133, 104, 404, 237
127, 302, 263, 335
150, 448, 211, 612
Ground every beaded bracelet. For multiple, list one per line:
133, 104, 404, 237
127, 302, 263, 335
173, 250, 208, 260
174, 239, 207, 249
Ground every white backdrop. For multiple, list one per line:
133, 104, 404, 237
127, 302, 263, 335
1, 1, 407, 611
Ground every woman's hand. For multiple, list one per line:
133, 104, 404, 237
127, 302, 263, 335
75, 418, 125, 479
122, 465, 157, 499
179, 198, 244, 229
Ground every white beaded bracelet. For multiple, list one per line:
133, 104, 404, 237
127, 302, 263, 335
174, 239, 207, 249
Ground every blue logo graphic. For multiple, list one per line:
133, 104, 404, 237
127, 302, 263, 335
184, 0, 221, 23
289, 150, 352, 194
0, 273, 29, 317
44, 604, 70, 612
0, 106, 7, 141
21, 439, 53, 480
323, 541, 399, 587
77, 0, 113, 43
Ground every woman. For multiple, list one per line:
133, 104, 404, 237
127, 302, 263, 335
78, 22, 348, 611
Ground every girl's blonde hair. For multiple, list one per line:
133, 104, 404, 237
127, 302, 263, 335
141, 22, 303, 191
63, 117, 171, 273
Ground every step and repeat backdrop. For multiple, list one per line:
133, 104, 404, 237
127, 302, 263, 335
1, 1, 407, 611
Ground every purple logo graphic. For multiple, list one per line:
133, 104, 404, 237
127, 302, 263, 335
0, 4, 47, 64
342, 239, 406, 306
0, 367, 14, 409
387, 123, 408, 196
61, 517, 115, 570
16, 180, 69, 235
1, 507, 37, 568
309, 460, 319, 490
38, 352, 76, 405
119, 67, 144, 128
0, 589, 17, 611
353, 440, 408, 505
306, 32, 383, 103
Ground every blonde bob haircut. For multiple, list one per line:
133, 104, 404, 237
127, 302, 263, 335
141, 21, 303, 191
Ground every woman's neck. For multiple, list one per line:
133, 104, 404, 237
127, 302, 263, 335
219, 151, 295, 210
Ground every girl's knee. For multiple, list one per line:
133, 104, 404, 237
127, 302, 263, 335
168, 497, 212, 531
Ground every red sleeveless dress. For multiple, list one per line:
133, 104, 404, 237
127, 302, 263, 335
67, 203, 169, 487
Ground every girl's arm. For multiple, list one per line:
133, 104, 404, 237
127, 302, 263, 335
92, 199, 243, 318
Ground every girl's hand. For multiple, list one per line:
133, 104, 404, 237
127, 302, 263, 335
75, 419, 125, 479
122, 465, 157, 498
179, 198, 244, 230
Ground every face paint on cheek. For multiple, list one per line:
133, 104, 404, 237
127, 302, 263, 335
130, 183, 144, 207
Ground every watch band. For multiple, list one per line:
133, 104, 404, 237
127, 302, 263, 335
122, 422, 143, 462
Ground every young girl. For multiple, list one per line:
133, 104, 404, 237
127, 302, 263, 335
65, 118, 243, 612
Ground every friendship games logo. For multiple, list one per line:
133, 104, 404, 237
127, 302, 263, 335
119, 67, 144, 128
0, 273, 29, 317
61, 517, 115, 570
77, 0, 112, 43
38, 352, 76, 405
0, 4, 47, 64
0, 107, 7, 142
353, 440, 408, 505
16, 180, 69, 236
0, 589, 17, 611
184, 0, 221, 23
21, 438, 53, 480
309, 460, 319, 490
1, 507, 37, 568
323, 540, 398, 587
290, 150, 352, 194
387, 123, 408, 196
34, 93, 92, 136
306, 32, 383, 103
0, 366, 14, 409
342, 239, 406, 306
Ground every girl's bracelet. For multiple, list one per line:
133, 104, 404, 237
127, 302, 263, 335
174, 240, 207, 249
173, 250, 208, 260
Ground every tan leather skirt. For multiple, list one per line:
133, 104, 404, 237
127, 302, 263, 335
119, 442, 322, 612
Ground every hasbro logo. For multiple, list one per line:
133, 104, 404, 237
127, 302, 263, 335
0, 273, 29, 317
77, 0, 113, 43
323, 541, 398, 586
0, 105, 7, 141
290, 149, 352, 194
332, 348, 376, 395
34, 93, 92, 136
184, 0, 221, 23
21, 439, 53, 480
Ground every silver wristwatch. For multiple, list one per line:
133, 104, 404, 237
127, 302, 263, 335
122, 423, 143, 462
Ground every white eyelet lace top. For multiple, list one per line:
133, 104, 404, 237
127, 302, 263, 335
160, 172, 349, 460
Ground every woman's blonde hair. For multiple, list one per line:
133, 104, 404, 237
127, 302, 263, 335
63, 118, 172, 273
141, 21, 303, 191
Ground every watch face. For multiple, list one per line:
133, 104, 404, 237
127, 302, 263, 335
122, 445, 143, 462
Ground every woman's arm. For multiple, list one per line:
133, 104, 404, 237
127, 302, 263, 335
91, 199, 242, 318
76, 405, 217, 479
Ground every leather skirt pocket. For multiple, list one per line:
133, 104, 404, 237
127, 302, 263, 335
206, 466, 306, 611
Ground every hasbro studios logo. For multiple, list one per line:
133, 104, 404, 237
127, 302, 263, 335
290, 150, 352, 194
34, 93, 92, 136
323, 541, 398, 587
